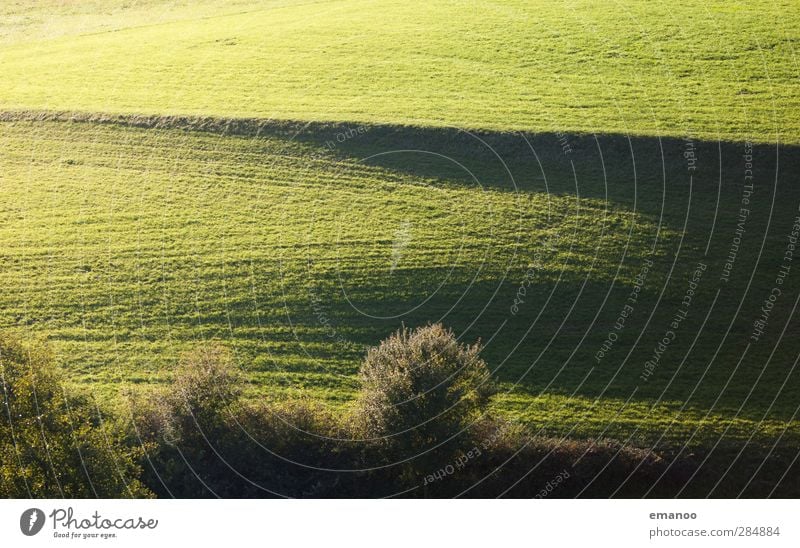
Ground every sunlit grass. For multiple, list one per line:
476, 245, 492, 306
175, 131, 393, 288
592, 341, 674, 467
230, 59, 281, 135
1, 0, 798, 142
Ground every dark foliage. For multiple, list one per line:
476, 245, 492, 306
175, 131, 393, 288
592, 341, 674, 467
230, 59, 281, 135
131, 329, 692, 498
0, 329, 699, 498
0, 334, 151, 498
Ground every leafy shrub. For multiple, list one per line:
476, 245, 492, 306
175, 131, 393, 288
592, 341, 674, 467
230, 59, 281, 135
0, 333, 151, 498
131, 343, 243, 496
134, 344, 359, 497
0, 332, 703, 498
353, 324, 495, 480
165, 343, 242, 437
226, 399, 358, 497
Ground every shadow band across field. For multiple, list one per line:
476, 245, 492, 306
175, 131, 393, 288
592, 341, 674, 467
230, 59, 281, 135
3, 109, 797, 201
1, 110, 799, 446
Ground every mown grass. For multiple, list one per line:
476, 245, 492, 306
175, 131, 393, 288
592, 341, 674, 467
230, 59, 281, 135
0, 1, 799, 493
0, 0, 798, 143
1, 118, 799, 455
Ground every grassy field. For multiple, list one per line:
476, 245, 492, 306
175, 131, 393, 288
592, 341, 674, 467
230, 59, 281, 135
1, 0, 799, 142
2, 115, 799, 453
1, 0, 800, 478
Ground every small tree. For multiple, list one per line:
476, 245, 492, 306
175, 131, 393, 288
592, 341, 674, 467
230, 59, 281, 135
354, 324, 495, 464
0, 333, 151, 498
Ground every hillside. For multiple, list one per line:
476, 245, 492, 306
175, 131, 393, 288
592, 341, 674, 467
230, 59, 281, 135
1, 1, 799, 480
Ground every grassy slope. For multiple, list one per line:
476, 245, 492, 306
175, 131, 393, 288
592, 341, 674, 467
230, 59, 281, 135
2, 118, 799, 451
1, 1, 799, 457
1, 120, 645, 394
0, 0, 799, 143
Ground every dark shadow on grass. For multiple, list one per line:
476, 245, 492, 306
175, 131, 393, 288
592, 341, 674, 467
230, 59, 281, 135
276, 260, 800, 426
4, 110, 798, 217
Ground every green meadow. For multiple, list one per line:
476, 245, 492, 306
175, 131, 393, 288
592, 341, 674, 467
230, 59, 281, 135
1, 0, 799, 142
1, 0, 799, 478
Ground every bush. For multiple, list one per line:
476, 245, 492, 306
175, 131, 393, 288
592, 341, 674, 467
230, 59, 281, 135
134, 344, 361, 497
0, 332, 694, 498
167, 343, 243, 433
131, 343, 243, 496
0, 333, 151, 498
227, 399, 359, 497
131, 334, 689, 498
353, 324, 495, 474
